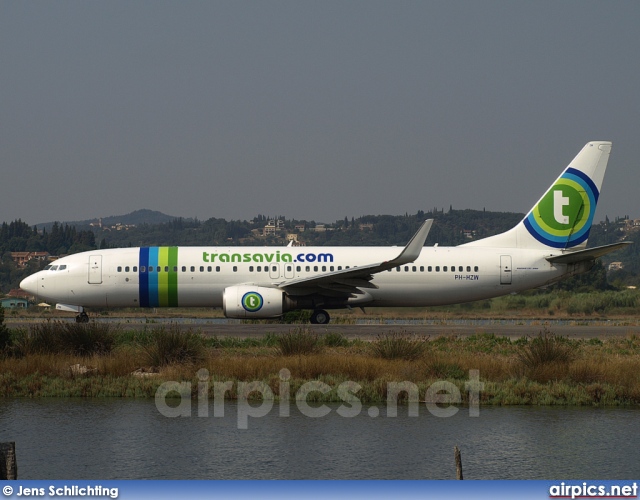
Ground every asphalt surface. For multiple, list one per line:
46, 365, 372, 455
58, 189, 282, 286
6, 318, 640, 340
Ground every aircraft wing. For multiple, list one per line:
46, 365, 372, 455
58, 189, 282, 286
546, 241, 632, 265
278, 219, 433, 297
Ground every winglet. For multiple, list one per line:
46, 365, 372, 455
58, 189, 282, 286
384, 219, 433, 268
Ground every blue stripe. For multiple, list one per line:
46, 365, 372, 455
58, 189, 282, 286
139, 248, 150, 308
566, 167, 599, 202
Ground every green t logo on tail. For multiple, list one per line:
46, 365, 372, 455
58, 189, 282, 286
524, 167, 599, 248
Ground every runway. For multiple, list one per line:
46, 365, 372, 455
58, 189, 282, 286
7, 318, 640, 340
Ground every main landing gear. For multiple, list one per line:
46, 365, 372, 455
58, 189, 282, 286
75, 312, 89, 323
310, 309, 330, 325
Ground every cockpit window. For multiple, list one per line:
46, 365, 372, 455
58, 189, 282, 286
49, 265, 58, 271
44, 265, 52, 270
59, 265, 67, 270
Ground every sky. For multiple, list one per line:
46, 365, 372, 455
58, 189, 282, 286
1, 1, 639, 226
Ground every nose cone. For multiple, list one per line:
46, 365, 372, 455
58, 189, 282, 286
20, 273, 39, 297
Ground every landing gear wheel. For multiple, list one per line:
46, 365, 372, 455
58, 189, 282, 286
76, 312, 89, 323
310, 309, 330, 325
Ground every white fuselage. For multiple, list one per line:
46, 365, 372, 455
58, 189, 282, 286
21, 245, 566, 310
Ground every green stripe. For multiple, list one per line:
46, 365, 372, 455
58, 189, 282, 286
168, 247, 179, 307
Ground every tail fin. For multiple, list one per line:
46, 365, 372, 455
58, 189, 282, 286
464, 141, 612, 250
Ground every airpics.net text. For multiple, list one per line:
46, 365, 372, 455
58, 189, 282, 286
155, 369, 484, 429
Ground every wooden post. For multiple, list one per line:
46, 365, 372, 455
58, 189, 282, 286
454, 445, 463, 480
0, 442, 17, 480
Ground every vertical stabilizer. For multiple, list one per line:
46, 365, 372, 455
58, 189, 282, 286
464, 141, 612, 250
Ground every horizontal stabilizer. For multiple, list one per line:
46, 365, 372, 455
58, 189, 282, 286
546, 242, 632, 264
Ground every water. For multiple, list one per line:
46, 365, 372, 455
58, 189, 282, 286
1, 399, 638, 479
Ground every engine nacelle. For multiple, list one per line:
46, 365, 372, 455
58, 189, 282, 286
222, 285, 286, 319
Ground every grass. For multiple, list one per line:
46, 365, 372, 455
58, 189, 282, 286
274, 327, 321, 356
370, 331, 428, 360
2, 323, 640, 405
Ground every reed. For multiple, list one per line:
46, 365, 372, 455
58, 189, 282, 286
370, 331, 428, 360
2, 326, 640, 405
275, 327, 321, 356
140, 324, 207, 367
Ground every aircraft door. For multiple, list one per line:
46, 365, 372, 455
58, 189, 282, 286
500, 255, 512, 285
89, 255, 103, 284
269, 264, 280, 279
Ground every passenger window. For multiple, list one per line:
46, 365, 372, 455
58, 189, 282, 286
249, 266, 254, 272
173, 266, 178, 272
459, 266, 463, 272
257, 266, 262, 272
199, 266, 204, 272
207, 266, 212, 272
125, 266, 130, 272
233, 266, 237, 272
140, 266, 146, 273
474, 266, 479, 272
133, 266, 137, 272
330, 266, 334, 271
296, 266, 301, 272
338, 266, 343, 271
165, 266, 169, 272
322, 266, 326, 272
182, 266, 186, 272
443, 266, 447, 272
287, 265, 292, 272
272, 266, 277, 272
314, 266, 318, 272
467, 266, 471, 272
412, 266, 417, 272
306, 266, 310, 272
420, 266, 424, 272
190, 266, 195, 272
435, 266, 440, 272
396, 267, 401, 272
117, 266, 122, 272
216, 266, 220, 272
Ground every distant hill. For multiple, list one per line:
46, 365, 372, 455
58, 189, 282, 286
36, 209, 181, 231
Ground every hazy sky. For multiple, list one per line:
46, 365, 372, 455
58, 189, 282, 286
1, 1, 639, 226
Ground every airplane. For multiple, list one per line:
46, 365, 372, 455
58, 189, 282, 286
20, 141, 631, 324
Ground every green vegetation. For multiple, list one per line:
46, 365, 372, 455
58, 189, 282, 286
139, 324, 207, 367
0, 306, 10, 351
369, 331, 428, 360
274, 327, 321, 356
2, 322, 640, 406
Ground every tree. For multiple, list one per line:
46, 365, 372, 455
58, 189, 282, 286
0, 305, 10, 351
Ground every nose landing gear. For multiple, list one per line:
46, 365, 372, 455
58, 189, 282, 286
75, 312, 89, 323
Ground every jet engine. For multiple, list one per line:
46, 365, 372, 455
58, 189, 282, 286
222, 285, 287, 319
